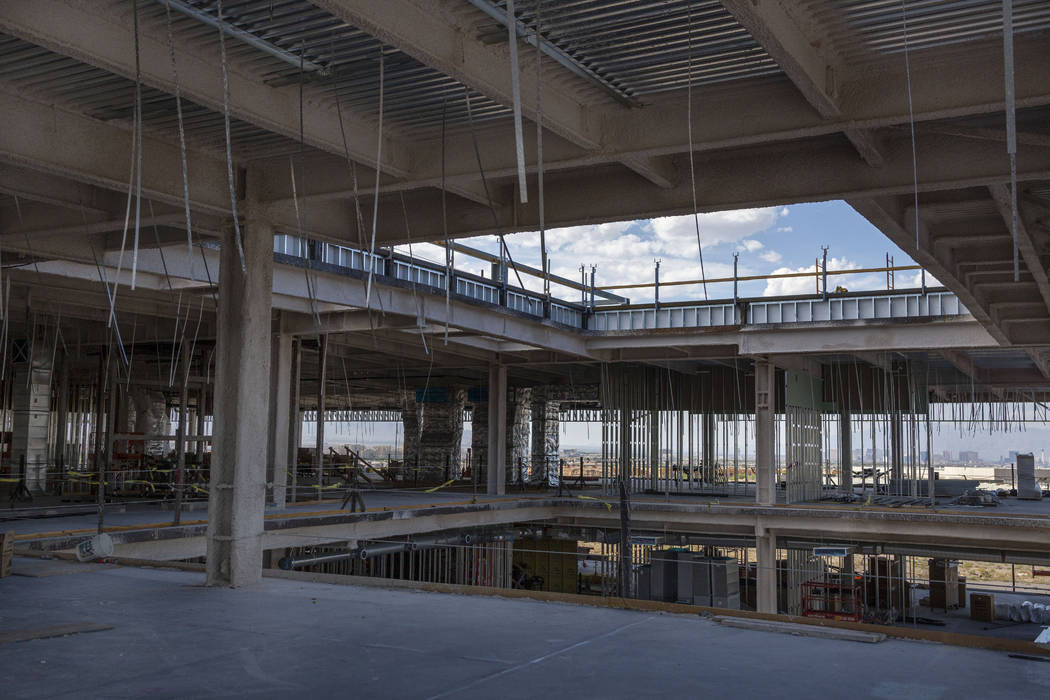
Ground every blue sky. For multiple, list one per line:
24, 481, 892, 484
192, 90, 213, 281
400, 200, 934, 304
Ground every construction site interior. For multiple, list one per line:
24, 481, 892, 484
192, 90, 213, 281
2, 1, 1050, 697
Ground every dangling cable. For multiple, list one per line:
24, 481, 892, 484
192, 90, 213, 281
108, 123, 138, 324
441, 97, 451, 344
217, 0, 246, 274
130, 0, 143, 290
399, 191, 429, 355
901, 0, 921, 253
164, 0, 194, 278
465, 85, 527, 290
290, 155, 321, 327
1003, 0, 1019, 281
685, 1, 708, 300
293, 44, 321, 329
332, 46, 370, 265
365, 49, 385, 308
506, 0, 527, 204
535, 0, 549, 299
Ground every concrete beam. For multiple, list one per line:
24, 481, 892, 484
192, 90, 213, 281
312, 0, 597, 149
941, 350, 1004, 399
989, 183, 1050, 315
0, 0, 408, 177
721, 0, 883, 166
365, 132, 1050, 242
0, 166, 115, 216
0, 88, 230, 216
849, 196, 1009, 345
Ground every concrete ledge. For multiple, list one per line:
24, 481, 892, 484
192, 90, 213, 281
712, 616, 886, 643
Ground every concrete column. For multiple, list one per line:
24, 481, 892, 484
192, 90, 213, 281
419, 388, 466, 475
470, 394, 487, 480
11, 339, 52, 493
649, 410, 659, 491
530, 390, 559, 485
702, 413, 716, 484
401, 398, 420, 467
194, 387, 207, 463
755, 358, 775, 506
132, 389, 170, 457
618, 406, 631, 484
54, 356, 68, 471
890, 411, 903, 488
287, 340, 300, 502
756, 526, 778, 614
267, 329, 293, 508
206, 211, 274, 588
314, 334, 327, 500
839, 412, 853, 493
505, 387, 531, 485
487, 363, 507, 495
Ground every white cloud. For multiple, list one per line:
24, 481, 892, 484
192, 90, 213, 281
763, 256, 858, 297
649, 206, 783, 251
902, 269, 941, 289
776, 226, 793, 233
739, 239, 764, 252
760, 250, 783, 264
779, 207, 790, 217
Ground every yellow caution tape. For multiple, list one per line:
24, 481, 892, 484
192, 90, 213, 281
576, 495, 614, 511
0, 477, 23, 483
425, 478, 457, 493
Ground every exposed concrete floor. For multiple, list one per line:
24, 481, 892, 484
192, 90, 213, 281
902, 588, 1050, 641
0, 489, 532, 536
1, 558, 1048, 699
5, 485, 1049, 540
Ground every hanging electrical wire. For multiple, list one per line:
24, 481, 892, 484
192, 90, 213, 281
440, 98, 452, 344
535, 0, 549, 299
216, 0, 246, 275
164, 0, 194, 276
130, 0, 144, 290
1003, 0, 1020, 281
685, 1, 708, 300
365, 49, 385, 309
900, 0, 921, 254
464, 85, 527, 291
506, 0, 527, 204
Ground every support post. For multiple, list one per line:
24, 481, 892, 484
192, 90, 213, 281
755, 358, 775, 506
174, 347, 190, 526
839, 412, 852, 494
94, 349, 108, 534
287, 339, 300, 504
649, 409, 659, 491
756, 525, 777, 614
487, 362, 507, 495
703, 413, 715, 484
890, 410, 903, 489
530, 389, 559, 486
314, 334, 327, 501
268, 326, 293, 508
206, 208, 274, 588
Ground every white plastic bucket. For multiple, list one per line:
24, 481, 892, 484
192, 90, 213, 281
75, 533, 114, 562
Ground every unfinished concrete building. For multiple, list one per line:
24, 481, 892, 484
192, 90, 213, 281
2, 1, 1050, 696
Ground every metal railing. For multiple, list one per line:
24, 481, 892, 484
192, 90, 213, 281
274, 235, 968, 332
747, 291, 962, 324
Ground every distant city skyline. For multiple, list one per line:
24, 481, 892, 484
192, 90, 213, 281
303, 418, 1050, 464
